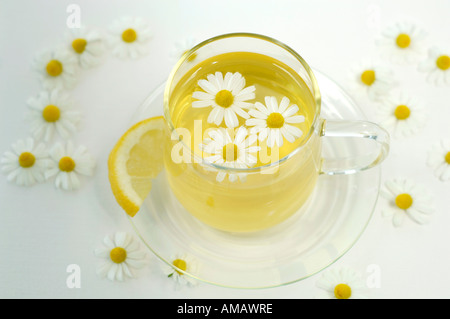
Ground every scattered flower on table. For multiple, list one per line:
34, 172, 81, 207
200, 126, 260, 183
192, 71, 256, 128
418, 46, 450, 85
32, 48, 79, 90
45, 141, 95, 191
246, 96, 305, 147
161, 253, 199, 287
427, 139, 450, 182
65, 27, 105, 69
347, 59, 394, 101
316, 267, 367, 299
107, 16, 152, 59
380, 178, 434, 227
26, 89, 81, 142
0, 138, 50, 187
170, 36, 198, 63
94, 232, 147, 281
375, 20, 427, 64
376, 92, 427, 138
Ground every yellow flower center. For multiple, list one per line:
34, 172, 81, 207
445, 151, 450, 165
46, 59, 63, 77
122, 28, 137, 43
395, 193, 413, 210
18, 152, 36, 168
72, 38, 87, 54
266, 112, 285, 128
334, 283, 352, 299
110, 247, 127, 264
394, 105, 411, 120
215, 90, 234, 108
42, 104, 61, 122
222, 143, 238, 162
436, 55, 450, 71
172, 258, 187, 275
59, 156, 76, 172
361, 70, 376, 86
396, 33, 411, 49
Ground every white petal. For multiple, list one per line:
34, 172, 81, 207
283, 105, 299, 118
192, 100, 213, 108
224, 109, 239, 128
192, 91, 214, 101
254, 102, 270, 116
285, 115, 305, 124
198, 79, 218, 95
248, 109, 268, 120
393, 210, 406, 227
284, 124, 303, 139
231, 104, 249, 119
207, 106, 221, 124
407, 208, 431, 225
278, 97, 290, 113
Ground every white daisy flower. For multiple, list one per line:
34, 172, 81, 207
376, 92, 427, 138
107, 16, 152, 59
161, 253, 199, 287
375, 21, 427, 64
427, 139, 450, 182
200, 126, 260, 183
65, 27, 105, 68
94, 232, 147, 281
245, 96, 305, 148
170, 36, 198, 63
380, 178, 434, 227
348, 59, 394, 101
418, 46, 450, 86
0, 138, 50, 187
32, 48, 79, 90
26, 89, 81, 142
316, 267, 367, 299
192, 72, 256, 128
45, 141, 95, 191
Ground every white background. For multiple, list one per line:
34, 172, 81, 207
0, 0, 449, 299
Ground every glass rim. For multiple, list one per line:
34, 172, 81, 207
163, 32, 322, 173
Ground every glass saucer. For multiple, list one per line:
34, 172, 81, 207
127, 69, 381, 289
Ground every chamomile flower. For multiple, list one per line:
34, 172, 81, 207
45, 141, 95, 191
427, 139, 450, 182
200, 126, 260, 183
245, 96, 305, 147
380, 178, 434, 227
348, 59, 394, 101
376, 92, 427, 138
161, 253, 199, 286
375, 21, 427, 64
26, 89, 81, 142
418, 46, 450, 86
0, 138, 49, 187
94, 232, 147, 281
316, 267, 367, 299
107, 16, 152, 59
170, 36, 198, 63
192, 72, 256, 128
66, 27, 105, 68
32, 48, 79, 90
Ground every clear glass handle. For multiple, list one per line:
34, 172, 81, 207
319, 119, 390, 175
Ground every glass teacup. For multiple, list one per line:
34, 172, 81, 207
163, 33, 389, 233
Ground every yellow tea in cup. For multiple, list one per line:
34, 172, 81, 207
165, 51, 320, 232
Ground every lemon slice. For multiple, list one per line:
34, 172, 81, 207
108, 116, 167, 217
